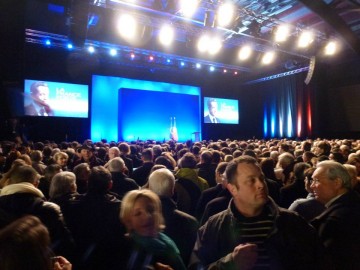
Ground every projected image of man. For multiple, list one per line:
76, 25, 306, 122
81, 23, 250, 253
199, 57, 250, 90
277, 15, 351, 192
25, 81, 54, 116
204, 98, 220, 123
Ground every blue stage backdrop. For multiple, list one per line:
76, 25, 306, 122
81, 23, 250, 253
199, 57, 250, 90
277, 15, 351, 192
91, 75, 201, 142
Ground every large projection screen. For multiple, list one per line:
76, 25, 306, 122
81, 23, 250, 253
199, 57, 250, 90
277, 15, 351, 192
91, 75, 201, 142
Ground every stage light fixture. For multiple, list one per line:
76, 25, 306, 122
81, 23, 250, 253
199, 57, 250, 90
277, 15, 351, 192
324, 41, 337, 55
149, 55, 154, 61
234, 71, 238, 75
180, 61, 185, 67
262, 51, 275, 65
217, 3, 235, 27
88, 46, 95, 53
209, 66, 215, 72
223, 69, 227, 73
238, 45, 252, 61
208, 37, 222, 55
180, 0, 198, 17
117, 14, 137, 40
45, 39, 51, 46
159, 24, 174, 46
298, 30, 314, 48
67, 43, 73, 49
196, 63, 201, 69
109, 49, 117, 56
130, 53, 135, 59
197, 35, 210, 53
274, 25, 290, 43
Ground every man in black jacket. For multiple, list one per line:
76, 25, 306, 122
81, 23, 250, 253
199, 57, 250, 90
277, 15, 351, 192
311, 160, 360, 270
148, 168, 199, 266
190, 156, 327, 270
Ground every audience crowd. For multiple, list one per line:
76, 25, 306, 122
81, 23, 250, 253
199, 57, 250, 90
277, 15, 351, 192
1, 137, 360, 269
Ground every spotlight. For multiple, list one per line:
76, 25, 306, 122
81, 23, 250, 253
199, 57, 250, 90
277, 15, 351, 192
180, 61, 185, 67
149, 55, 154, 61
167, 59, 171, 63
117, 14, 137, 40
324, 41, 337, 55
234, 71, 238, 75
109, 49, 117, 56
208, 37, 222, 55
217, 3, 235, 27
88, 46, 95, 53
223, 69, 227, 73
196, 63, 201, 69
209, 66, 215, 72
130, 53, 135, 59
274, 25, 290, 43
197, 35, 210, 53
45, 39, 51, 46
298, 30, 314, 48
159, 24, 174, 46
180, 0, 198, 17
262, 51, 275, 65
238, 45, 252, 61
67, 43, 73, 49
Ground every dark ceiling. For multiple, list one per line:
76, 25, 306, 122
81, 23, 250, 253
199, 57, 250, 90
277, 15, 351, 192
22, 0, 360, 81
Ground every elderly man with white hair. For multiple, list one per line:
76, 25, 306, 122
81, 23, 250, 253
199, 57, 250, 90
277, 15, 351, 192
311, 160, 360, 269
105, 157, 139, 199
148, 168, 198, 266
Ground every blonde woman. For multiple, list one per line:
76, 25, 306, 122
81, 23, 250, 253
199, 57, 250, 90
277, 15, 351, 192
120, 189, 186, 270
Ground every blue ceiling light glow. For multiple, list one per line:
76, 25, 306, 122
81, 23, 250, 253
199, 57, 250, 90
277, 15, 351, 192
180, 61, 185, 67
45, 39, 51, 46
88, 46, 95, 53
209, 66, 215, 72
196, 63, 201, 69
109, 49, 117, 56
67, 43, 73, 49
167, 59, 171, 63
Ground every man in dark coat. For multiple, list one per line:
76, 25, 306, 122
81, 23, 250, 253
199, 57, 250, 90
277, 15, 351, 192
148, 168, 199, 266
311, 160, 360, 270
190, 156, 327, 270
131, 148, 154, 186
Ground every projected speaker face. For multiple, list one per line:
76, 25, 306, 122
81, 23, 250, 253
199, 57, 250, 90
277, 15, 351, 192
24, 79, 88, 118
204, 97, 239, 124
91, 75, 201, 142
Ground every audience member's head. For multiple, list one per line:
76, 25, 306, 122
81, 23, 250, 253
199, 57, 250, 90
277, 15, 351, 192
0, 215, 52, 270
148, 168, 175, 197
87, 166, 112, 194
49, 171, 77, 200
120, 189, 165, 236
